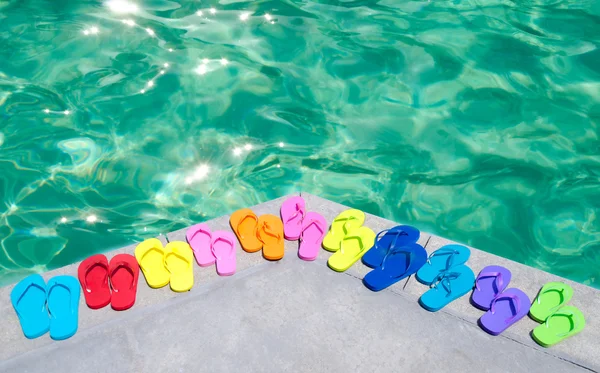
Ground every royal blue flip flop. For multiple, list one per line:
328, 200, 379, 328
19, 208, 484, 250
416, 244, 470, 285
419, 265, 475, 312
471, 265, 511, 310
10, 274, 50, 339
479, 288, 530, 336
362, 225, 420, 268
47, 275, 81, 340
363, 243, 427, 292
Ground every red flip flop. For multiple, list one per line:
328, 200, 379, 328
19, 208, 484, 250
108, 254, 140, 311
78, 254, 111, 309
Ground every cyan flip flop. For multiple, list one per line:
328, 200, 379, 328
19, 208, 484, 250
361, 225, 420, 268
363, 242, 427, 292
416, 244, 470, 285
47, 275, 81, 340
10, 274, 50, 339
419, 265, 475, 312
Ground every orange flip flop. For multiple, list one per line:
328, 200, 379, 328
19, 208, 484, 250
230, 208, 262, 253
257, 215, 284, 261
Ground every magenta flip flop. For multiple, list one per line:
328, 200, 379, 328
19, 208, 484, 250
280, 196, 306, 240
211, 231, 237, 276
471, 265, 511, 310
298, 212, 327, 261
479, 288, 531, 336
186, 223, 214, 267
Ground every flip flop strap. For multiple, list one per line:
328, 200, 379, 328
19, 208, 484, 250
164, 250, 191, 273
139, 246, 164, 275
431, 271, 461, 297
490, 293, 520, 324
475, 271, 503, 294
14, 281, 46, 319
110, 262, 135, 291
546, 310, 581, 337
47, 282, 73, 318
188, 227, 211, 244
211, 236, 235, 261
236, 214, 258, 240
536, 285, 567, 316
375, 229, 407, 252
285, 203, 305, 224
82, 259, 109, 293
380, 247, 412, 274
300, 219, 325, 242
340, 234, 366, 255
257, 221, 281, 242
426, 248, 459, 269
331, 215, 357, 236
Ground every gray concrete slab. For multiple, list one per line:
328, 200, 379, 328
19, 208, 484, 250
0, 193, 598, 372
0, 259, 592, 373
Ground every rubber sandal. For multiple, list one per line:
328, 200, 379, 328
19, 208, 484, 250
363, 242, 427, 292
211, 231, 237, 276
479, 288, 530, 335
230, 208, 262, 253
327, 226, 376, 272
77, 254, 111, 309
362, 225, 420, 268
186, 223, 214, 267
10, 274, 49, 339
416, 244, 471, 285
532, 306, 585, 347
135, 238, 170, 289
164, 241, 194, 292
529, 282, 574, 323
280, 196, 306, 240
298, 212, 327, 261
47, 275, 80, 340
322, 209, 365, 252
471, 265, 512, 311
419, 265, 475, 312
257, 214, 285, 261
108, 254, 139, 311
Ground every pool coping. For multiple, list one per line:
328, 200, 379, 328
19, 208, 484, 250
0, 192, 598, 371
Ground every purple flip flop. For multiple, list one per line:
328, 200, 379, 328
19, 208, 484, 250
479, 288, 531, 336
471, 265, 511, 310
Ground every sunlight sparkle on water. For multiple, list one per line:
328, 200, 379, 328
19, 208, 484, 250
265, 14, 272, 21
106, 0, 138, 14
146, 28, 155, 36
122, 19, 135, 26
240, 13, 250, 21
278, 142, 284, 147
244, 144, 253, 151
233, 147, 242, 156
209, 8, 216, 14
220, 58, 229, 66
196, 10, 203, 16
60, 217, 67, 223
195, 65, 207, 75
86, 215, 98, 223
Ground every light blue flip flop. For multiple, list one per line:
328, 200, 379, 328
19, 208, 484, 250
419, 265, 475, 312
47, 275, 81, 340
416, 244, 471, 285
10, 274, 50, 339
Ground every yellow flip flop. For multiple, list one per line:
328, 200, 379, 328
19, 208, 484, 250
164, 241, 194, 292
327, 227, 376, 272
322, 209, 365, 252
135, 238, 170, 289
257, 214, 284, 261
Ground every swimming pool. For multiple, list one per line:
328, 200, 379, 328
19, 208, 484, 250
0, 0, 598, 288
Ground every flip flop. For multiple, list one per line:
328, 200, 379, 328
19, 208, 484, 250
211, 231, 237, 276
280, 196, 306, 240
10, 274, 49, 339
362, 225, 420, 268
186, 223, 214, 267
532, 306, 585, 347
471, 265, 512, 311
135, 238, 170, 289
257, 214, 285, 261
47, 275, 80, 340
109, 254, 139, 311
298, 212, 327, 261
164, 241, 194, 292
529, 282, 574, 323
363, 242, 427, 292
230, 208, 262, 253
322, 209, 365, 252
419, 265, 475, 312
327, 226, 376, 272
479, 288, 531, 336
77, 254, 111, 309
416, 244, 471, 285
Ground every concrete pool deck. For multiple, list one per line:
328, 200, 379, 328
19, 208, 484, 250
0, 193, 597, 372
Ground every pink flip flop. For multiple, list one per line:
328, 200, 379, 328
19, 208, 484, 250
186, 223, 214, 267
298, 212, 327, 261
211, 231, 237, 276
280, 196, 306, 240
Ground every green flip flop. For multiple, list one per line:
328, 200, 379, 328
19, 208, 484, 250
531, 306, 585, 347
529, 282, 573, 323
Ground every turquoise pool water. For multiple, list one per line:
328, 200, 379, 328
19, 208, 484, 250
1, 0, 599, 288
